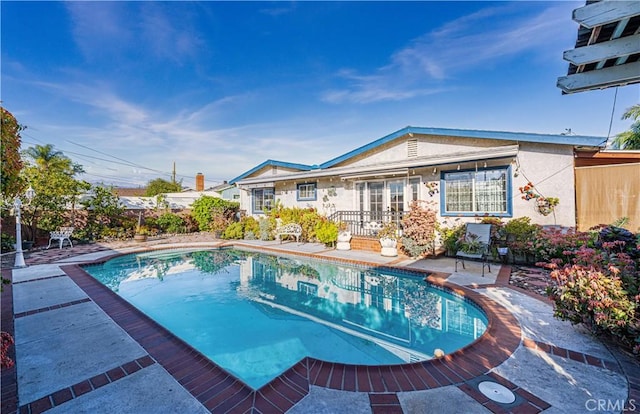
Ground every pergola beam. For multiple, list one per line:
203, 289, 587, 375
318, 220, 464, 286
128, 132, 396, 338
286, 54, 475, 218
557, 61, 640, 93
573, 1, 640, 29
563, 34, 640, 65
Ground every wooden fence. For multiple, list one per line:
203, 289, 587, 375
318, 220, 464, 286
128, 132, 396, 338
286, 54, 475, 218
575, 162, 640, 232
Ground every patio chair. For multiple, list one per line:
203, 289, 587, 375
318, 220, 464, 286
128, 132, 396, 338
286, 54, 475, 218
46, 227, 74, 249
454, 223, 491, 277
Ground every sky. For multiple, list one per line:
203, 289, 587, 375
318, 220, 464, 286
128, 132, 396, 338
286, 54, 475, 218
2, 1, 638, 190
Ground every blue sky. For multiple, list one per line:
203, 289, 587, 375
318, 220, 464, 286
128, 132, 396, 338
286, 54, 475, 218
2, 1, 638, 189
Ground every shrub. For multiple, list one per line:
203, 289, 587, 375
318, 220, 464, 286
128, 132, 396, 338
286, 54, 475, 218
190, 196, 239, 232
223, 222, 244, 239
315, 219, 338, 247
400, 201, 437, 258
1, 331, 14, 369
543, 225, 640, 355
156, 213, 185, 234
438, 223, 465, 255
1, 233, 15, 253
258, 217, 273, 241
240, 217, 260, 236
547, 264, 639, 354
505, 217, 540, 256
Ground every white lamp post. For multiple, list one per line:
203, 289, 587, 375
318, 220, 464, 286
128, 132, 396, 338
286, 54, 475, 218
14, 186, 35, 268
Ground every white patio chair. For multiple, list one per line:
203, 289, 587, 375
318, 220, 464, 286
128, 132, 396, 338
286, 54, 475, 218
47, 227, 74, 249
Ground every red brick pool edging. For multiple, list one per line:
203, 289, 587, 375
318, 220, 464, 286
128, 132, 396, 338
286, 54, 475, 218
50, 247, 524, 414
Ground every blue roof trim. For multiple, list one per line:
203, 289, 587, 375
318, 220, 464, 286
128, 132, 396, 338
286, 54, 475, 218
229, 159, 315, 184
320, 126, 604, 169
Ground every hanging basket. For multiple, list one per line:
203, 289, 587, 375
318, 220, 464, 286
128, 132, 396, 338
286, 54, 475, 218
535, 198, 556, 216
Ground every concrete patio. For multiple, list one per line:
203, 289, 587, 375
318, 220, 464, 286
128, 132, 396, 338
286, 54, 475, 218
1, 237, 637, 413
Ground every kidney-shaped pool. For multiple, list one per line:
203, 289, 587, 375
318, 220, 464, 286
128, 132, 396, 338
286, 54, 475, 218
83, 248, 487, 389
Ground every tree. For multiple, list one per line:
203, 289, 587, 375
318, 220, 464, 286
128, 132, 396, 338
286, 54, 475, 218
1, 108, 24, 201
145, 178, 182, 196
21, 145, 89, 241
78, 184, 127, 241
612, 104, 640, 150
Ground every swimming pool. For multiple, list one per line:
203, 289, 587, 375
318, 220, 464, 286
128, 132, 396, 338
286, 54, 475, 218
84, 248, 487, 389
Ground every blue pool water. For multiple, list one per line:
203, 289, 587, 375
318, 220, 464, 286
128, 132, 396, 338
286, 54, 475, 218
84, 248, 487, 389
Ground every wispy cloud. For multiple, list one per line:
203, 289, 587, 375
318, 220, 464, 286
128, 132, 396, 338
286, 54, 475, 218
322, 3, 573, 104
65, 2, 133, 61
65, 2, 202, 64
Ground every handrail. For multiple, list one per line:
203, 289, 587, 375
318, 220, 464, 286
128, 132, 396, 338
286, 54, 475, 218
329, 210, 406, 238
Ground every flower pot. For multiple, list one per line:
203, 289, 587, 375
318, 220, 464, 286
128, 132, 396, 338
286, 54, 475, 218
380, 237, 398, 257
336, 231, 352, 251
134, 234, 147, 242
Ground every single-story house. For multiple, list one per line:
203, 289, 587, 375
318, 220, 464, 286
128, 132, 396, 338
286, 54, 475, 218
229, 126, 604, 233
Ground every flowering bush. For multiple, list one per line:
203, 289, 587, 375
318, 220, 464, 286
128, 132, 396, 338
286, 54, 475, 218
1, 331, 14, 369
401, 201, 437, 257
544, 225, 640, 355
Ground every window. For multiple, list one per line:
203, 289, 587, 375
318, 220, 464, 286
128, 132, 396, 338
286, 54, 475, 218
296, 183, 317, 201
388, 180, 404, 222
442, 167, 510, 216
252, 188, 274, 213
409, 178, 421, 202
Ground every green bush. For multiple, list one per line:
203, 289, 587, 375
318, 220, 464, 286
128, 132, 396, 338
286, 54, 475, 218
190, 196, 239, 232
315, 219, 338, 247
240, 216, 260, 236
223, 222, 244, 239
156, 213, 186, 234
438, 223, 465, 255
1, 233, 15, 253
504, 216, 540, 256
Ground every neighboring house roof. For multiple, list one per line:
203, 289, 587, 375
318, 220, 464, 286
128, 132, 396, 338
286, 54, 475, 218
229, 159, 316, 185
575, 149, 640, 166
112, 187, 146, 197
320, 126, 604, 169
557, 0, 640, 94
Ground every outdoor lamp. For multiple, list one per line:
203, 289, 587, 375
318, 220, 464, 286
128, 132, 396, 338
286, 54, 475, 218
14, 186, 35, 268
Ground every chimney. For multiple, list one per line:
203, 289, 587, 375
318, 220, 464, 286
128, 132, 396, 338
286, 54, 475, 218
195, 173, 204, 191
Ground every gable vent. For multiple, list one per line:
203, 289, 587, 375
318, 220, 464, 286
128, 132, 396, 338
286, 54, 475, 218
407, 138, 418, 158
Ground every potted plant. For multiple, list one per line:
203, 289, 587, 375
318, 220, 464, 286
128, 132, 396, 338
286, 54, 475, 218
459, 232, 483, 254
535, 197, 559, 216
134, 212, 148, 242
378, 222, 398, 257
134, 226, 149, 242
336, 221, 352, 250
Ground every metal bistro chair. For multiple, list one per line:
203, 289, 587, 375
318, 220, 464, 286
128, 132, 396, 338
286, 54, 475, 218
455, 223, 492, 277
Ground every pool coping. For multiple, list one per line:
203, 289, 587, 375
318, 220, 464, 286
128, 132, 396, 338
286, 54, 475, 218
51, 244, 522, 413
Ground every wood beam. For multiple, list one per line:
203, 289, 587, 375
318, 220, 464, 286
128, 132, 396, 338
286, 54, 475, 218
557, 61, 640, 93
563, 34, 640, 65
573, 1, 640, 29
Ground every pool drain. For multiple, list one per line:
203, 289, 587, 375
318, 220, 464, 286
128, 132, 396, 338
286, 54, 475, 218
478, 381, 516, 404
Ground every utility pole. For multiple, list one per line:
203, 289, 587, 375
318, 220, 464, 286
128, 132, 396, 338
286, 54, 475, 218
172, 162, 176, 184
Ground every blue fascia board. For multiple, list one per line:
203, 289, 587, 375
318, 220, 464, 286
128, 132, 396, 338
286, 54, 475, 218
320, 126, 604, 169
229, 159, 316, 185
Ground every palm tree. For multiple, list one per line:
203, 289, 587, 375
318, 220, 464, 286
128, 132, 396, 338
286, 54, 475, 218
24, 144, 83, 174
611, 104, 640, 150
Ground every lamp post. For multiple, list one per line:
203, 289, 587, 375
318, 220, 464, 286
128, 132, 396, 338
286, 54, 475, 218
14, 186, 35, 268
